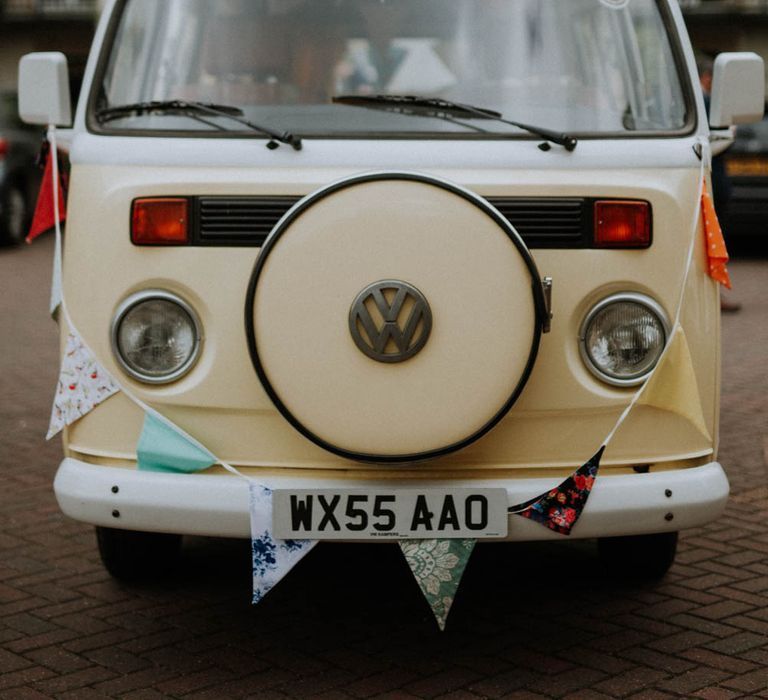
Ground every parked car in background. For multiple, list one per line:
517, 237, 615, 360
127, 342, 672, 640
0, 91, 41, 246
723, 110, 768, 243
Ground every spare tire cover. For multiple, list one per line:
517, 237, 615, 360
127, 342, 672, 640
246, 172, 544, 463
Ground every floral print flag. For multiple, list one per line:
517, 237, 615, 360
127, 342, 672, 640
400, 539, 476, 631
509, 446, 605, 535
47, 332, 120, 440
249, 483, 317, 604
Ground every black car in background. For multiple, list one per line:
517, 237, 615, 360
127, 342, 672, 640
722, 113, 768, 246
0, 92, 42, 246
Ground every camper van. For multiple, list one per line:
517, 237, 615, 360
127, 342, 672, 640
19, 0, 764, 580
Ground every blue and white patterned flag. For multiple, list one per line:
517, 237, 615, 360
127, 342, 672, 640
249, 483, 317, 604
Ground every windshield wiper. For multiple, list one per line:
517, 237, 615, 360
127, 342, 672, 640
95, 100, 302, 151
333, 94, 577, 152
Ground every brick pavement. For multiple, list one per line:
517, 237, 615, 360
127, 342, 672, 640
1, 238, 766, 699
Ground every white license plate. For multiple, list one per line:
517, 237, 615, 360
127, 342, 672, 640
272, 489, 509, 540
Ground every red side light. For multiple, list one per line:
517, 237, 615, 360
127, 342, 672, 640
131, 198, 189, 245
0, 138, 8, 158
594, 201, 651, 248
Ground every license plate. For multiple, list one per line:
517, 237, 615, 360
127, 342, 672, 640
726, 157, 768, 177
272, 489, 509, 540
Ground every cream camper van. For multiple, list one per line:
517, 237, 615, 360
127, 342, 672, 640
19, 0, 764, 581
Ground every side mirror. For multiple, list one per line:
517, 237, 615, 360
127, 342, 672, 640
709, 52, 765, 128
18, 52, 72, 127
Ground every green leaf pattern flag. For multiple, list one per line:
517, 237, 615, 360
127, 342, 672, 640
400, 538, 476, 630
137, 412, 217, 473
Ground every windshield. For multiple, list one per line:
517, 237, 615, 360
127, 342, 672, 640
93, 0, 689, 138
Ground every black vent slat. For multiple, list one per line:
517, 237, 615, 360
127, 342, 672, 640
195, 195, 591, 248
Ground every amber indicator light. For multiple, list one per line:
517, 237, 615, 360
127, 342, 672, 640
132, 198, 189, 245
594, 200, 651, 248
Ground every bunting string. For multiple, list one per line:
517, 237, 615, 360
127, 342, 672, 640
36, 124, 720, 628
508, 148, 710, 535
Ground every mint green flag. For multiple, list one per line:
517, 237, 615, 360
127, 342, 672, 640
399, 539, 476, 631
137, 412, 217, 473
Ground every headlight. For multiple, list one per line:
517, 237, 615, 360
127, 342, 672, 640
579, 293, 669, 387
112, 291, 202, 384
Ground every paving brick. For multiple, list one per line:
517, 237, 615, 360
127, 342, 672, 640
526, 668, 609, 697
721, 667, 768, 693
680, 647, 758, 673
0, 648, 34, 673
0, 689, 56, 700
592, 667, 669, 698
647, 630, 715, 653
704, 631, 768, 654
689, 600, 754, 621
656, 667, 732, 695
32, 666, 118, 695
346, 670, 421, 698
467, 671, 535, 699
665, 613, 739, 638
619, 648, 696, 675
692, 688, 742, 700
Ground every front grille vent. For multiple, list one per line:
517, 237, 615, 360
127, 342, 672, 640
195, 195, 591, 248
488, 198, 587, 248
196, 197, 300, 245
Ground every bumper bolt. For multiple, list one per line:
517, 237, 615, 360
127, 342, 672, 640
112, 510, 120, 519
111, 486, 119, 494
664, 512, 674, 522
665, 489, 673, 498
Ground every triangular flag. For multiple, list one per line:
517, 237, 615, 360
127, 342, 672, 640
47, 332, 121, 439
638, 327, 711, 441
26, 144, 67, 243
399, 538, 476, 630
509, 447, 605, 536
250, 483, 317, 604
701, 182, 731, 289
137, 412, 217, 473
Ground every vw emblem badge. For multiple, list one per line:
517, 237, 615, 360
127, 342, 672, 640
349, 280, 433, 363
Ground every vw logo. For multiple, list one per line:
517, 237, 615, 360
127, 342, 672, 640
349, 280, 433, 363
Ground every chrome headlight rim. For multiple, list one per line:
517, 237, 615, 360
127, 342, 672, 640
111, 289, 203, 385
579, 292, 671, 388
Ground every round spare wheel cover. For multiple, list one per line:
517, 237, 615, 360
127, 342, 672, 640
245, 172, 545, 463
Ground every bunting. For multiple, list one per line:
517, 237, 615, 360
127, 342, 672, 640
250, 484, 317, 604
509, 447, 605, 536
400, 539, 476, 630
701, 182, 731, 289
26, 143, 67, 244
137, 412, 218, 474
30, 121, 712, 627
638, 327, 711, 441
47, 332, 120, 440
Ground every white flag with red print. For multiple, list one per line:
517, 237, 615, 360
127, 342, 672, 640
47, 332, 120, 439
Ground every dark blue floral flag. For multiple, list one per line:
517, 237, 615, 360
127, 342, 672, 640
508, 446, 605, 536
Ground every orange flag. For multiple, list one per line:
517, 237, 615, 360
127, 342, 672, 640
701, 183, 731, 289
26, 147, 66, 243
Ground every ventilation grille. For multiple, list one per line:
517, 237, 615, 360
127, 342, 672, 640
195, 195, 590, 248
488, 197, 587, 248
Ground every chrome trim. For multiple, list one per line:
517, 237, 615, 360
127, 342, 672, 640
348, 280, 433, 363
579, 292, 671, 388
111, 289, 203, 385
